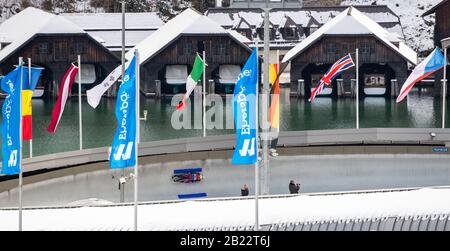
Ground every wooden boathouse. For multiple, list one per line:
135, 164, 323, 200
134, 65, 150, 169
0, 7, 119, 98
282, 7, 417, 99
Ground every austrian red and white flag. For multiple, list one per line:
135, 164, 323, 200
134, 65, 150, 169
47, 64, 79, 133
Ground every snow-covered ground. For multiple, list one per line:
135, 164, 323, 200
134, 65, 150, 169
0, 188, 449, 231
342, 0, 438, 55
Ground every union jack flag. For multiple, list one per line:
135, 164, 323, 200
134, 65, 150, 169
309, 54, 355, 102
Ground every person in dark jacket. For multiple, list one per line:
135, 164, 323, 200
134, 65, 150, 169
289, 180, 300, 194
241, 184, 249, 196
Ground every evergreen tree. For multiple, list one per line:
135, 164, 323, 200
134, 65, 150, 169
41, 0, 53, 11
150, 0, 191, 21
53, 0, 77, 13
90, 0, 117, 12
21, 0, 34, 8
191, 0, 209, 13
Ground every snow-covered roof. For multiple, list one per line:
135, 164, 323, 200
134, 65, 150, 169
228, 30, 252, 44
62, 12, 164, 30
207, 6, 401, 27
0, 188, 448, 230
126, 8, 250, 64
282, 7, 417, 65
88, 30, 157, 51
0, 7, 86, 63
61, 12, 164, 51
207, 12, 235, 27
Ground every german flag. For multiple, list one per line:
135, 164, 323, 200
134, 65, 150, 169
269, 64, 280, 151
269, 64, 280, 129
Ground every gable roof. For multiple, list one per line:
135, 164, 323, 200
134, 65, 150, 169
0, 7, 92, 63
233, 16, 252, 29
126, 8, 251, 64
62, 12, 164, 30
207, 5, 401, 27
423, 0, 449, 17
282, 7, 417, 65
61, 13, 164, 52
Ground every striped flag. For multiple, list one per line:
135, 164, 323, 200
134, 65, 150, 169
47, 64, 79, 133
176, 54, 205, 111
397, 48, 448, 103
22, 67, 43, 140
269, 63, 281, 150
310, 54, 355, 102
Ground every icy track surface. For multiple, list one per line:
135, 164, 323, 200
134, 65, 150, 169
1, 154, 450, 208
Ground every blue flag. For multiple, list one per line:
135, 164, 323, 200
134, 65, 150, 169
110, 55, 137, 169
1, 66, 23, 175
232, 49, 258, 165
22, 67, 44, 91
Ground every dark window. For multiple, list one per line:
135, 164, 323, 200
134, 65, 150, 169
197, 41, 205, 54
72, 43, 86, 55
218, 43, 227, 55
37, 43, 50, 54
183, 43, 193, 55
53, 41, 68, 61
342, 44, 349, 54
360, 42, 371, 55
285, 28, 296, 39
326, 43, 336, 55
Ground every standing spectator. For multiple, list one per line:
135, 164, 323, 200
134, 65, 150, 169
289, 180, 300, 194
241, 184, 249, 196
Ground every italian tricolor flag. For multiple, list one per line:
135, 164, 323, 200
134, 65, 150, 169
176, 54, 205, 110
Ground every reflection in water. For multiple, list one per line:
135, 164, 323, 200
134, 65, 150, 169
0, 88, 448, 158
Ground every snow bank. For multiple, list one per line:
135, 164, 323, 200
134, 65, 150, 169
1, 188, 449, 231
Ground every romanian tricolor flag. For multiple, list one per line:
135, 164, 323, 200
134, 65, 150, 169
269, 64, 280, 150
22, 90, 34, 140
21, 67, 44, 140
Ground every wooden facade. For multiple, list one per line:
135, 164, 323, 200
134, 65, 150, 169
290, 36, 410, 98
140, 34, 253, 94
0, 34, 119, 97
423, 0, 450, 97
426, 0, 450, 46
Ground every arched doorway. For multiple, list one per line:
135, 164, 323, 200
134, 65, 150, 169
40, 66, 53, 99
301, 63, 340, 99
159, 64, 191, 95
359, 63, 395, 97
211, 64, 242, 94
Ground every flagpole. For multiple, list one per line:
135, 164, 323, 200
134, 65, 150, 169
28, 58, 32, 158
277, 49, 280, 136
78, 55, 83, 150
18, 57, 24, 231
134, 49, 140, 232
120, 0, 126, 204
203, 50, 206, 137
443, 46, 447, 129
255, 40, 260, 231
356, 48, 360, 129
261, 4, 271, 197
